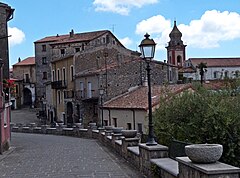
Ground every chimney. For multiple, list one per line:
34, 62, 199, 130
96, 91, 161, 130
69, 29, 74, 37
18, 57, 21, 63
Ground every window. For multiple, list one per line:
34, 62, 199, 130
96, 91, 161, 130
62, 68, 66, 83
106, 35, 110, 44
60, 49, 65, 56
43, 72, 47, 80
57, 69, 61, 81
214, 71, 218, 78
87, 82, 92, 98
58, 90, 61, 104
42, 45, 46, 52
75, 48, 80, 53
137, 123, 143, 134
127, 123, 132, 130
235, 71, 239, 78
80, 82, 84, 98
70, 65, 74, 81
103, 37, 105, 43
81, 44, 85, 51
113, 118, 117, 127
25, 73, 30, 83
42, 57, 47, 64
224, 71, 229, 78
52, 70, 55, 81
177, 55, 182, 66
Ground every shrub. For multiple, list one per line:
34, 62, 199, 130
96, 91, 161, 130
154, 82, 240, 167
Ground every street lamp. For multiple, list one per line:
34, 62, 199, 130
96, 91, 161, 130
139, 33, 157, 146
99, 87, 104, 127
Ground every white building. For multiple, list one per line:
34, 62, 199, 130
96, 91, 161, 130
183, 58, 240, 81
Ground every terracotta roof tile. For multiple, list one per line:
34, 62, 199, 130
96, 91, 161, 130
13, 57, 35, 66
189, 58, 240, 67
103, 84, 192, 110
35, 30, 109, 44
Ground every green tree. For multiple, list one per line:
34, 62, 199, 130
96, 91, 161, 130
154, 82, 240, 167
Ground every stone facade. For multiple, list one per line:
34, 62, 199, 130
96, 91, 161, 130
0, 3, 14, 79
34, 40, 54, 101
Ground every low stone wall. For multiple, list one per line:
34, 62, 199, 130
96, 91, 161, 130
10, 124, 240, 178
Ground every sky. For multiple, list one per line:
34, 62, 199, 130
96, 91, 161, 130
2, 0, 240, 67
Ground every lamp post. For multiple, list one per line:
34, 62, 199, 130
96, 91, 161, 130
99, 87, 104, 127
139, 33, 157, 146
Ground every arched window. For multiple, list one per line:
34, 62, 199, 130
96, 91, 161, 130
70, 65, 74, 81
224, 71, 229, 78
177, 55, 182, 66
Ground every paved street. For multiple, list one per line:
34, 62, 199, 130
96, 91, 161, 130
0, 133, 143, 178
0, 109, 144, 178
11, 108, 41, 125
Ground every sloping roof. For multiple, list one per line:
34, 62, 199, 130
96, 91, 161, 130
189, 58, 240, 67
103, 84, 192, 110
34, 30, 109, 44
13, 57, 35, 66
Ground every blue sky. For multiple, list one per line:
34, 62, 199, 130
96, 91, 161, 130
2, 0, 240, 67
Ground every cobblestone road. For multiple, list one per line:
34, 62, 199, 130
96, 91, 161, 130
0, 133, 144, 178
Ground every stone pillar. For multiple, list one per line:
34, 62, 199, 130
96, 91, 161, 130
177, 157, 240, 178
122, 137, 140, 159
111, 133, 122, 148
139, 143, 168, 176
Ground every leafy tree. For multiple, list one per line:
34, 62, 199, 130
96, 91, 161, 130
196, 62, 207, 84
154, 81, 240, 167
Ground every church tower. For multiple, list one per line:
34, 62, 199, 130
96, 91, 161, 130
166, 21, 186, 68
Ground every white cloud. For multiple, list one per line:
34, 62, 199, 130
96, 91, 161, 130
93, 0, 158, 15
8, 27, 25, 47
119, 37, 133, 47
135, 10, 240, 50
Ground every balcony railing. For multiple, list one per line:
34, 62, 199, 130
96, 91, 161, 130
75, 90, 98, 100
51, 80, 67, 89
64, 90, 74, 99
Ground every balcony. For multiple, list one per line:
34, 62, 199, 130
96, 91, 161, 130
51, 80, 67, 89
75, 90, 98, 101
64, 90, 74, 99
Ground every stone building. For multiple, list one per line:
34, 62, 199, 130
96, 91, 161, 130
74, 47, 178, 127
0, 3, 14, 79
12, 57, 36, 108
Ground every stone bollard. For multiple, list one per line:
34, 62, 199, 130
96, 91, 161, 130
122, 137, 140, 159
139, 143, 168, 177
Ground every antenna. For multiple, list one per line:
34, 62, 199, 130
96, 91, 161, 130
111, 24, 116, 33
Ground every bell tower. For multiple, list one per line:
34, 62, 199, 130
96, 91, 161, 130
166, 21, 186, 68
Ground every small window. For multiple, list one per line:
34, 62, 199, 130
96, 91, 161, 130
214, 71, 217, 78
62, 68, 66, 82
70, 66, 74, 81
127, 123, 132, 130
60, 49, 65, 56
43, 72, 47, 80
75, 48, 80, 53
81, 44, 84, 51
103, 37, 105, 43
42, 57, 47, 64
52, 70, 55, 81
137, 123, 143, 134
57, 69, 60, 81
224, 71, 229, 78
42, 45, 46, 52
106, 35, 110, 44
113, 118, 117, 127
25, 74, 30, 83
